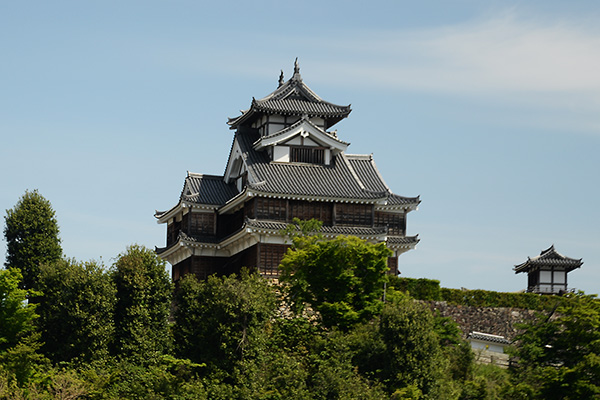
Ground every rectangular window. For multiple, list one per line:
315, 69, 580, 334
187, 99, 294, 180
255, 197, 287, 220
290, 146, 325, 164
336, 203, 373, 226
189, 213, 215, 236
539, 270, 552, 283
259, 244, 289, 277
553, 271, 566, 284
289, 200, 332, 225
375, 212, 405, 235
167, 219, 181, 246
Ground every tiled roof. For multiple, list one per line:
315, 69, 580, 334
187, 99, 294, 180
468, 332, 510, 345
514, 245, 583, 274
156, 218, 415, 256
238, 131, 386, 200
347, 155, 420, 206
158, 133, 419, 213
252, 98, 351, 117
228, 64, 351, 129
347, 155, 389, 193
246, 219, 418, 249
155, 231, 219, 255
246, 218, 388, 237
387, 236, 420, 246
181, 174, 238, 205
387, 194, 420, 206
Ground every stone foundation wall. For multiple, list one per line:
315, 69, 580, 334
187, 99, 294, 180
424, 301, 539, 341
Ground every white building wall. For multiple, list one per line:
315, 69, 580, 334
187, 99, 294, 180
267, 123, 285, 135
273, 146, 289, 162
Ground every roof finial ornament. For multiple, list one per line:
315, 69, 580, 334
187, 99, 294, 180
294, 57, 300, 74
278, 70, 284, 87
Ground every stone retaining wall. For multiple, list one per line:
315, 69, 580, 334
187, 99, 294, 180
423, 301, 539, 341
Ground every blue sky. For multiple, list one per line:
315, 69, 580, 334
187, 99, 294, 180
1, 1, 599, 293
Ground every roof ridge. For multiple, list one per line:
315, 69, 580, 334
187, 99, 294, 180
187, 172, 225, 179
340, 152, 367, 191
347, 153, 392, 194
346, 153, 372, 159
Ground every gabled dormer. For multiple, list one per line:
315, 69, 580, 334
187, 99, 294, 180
253, 117, 349, 165
223, 139, 249, 191
227, 59, 352, 134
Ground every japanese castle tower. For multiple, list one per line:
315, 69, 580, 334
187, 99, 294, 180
514, 245, 583, 294
156, 60, 420, 281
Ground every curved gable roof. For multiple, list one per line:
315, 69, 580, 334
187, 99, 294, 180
514, 245, 583, 273
228, 61, 351, 130
253, 117, 349, 151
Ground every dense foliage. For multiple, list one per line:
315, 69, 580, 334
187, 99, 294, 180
280, 227, 392, 330
0, 269, 37, 353
173, 270, 276, 372
391, 276, 567, 310
36, 259, 116, 364
2, 197, 599, 398
112, 245, 173, 362
510, 292, 600, 399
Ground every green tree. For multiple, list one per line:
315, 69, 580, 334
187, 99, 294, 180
0, 268, 50, 389
112, 245, 173, 362
0, 333, 50, 388
307, 329, 388, 400
36, 259, 116, 364
0, 268, 38, 353
173, 270, 277, 372
3, 190, 62, 290
375, 298, 445, 398
511, 292, 600, 399
280, 234, 392, 329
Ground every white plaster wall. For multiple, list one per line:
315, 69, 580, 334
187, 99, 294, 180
287, 136, 303, 145
273, 146, 289, 162
470, 340, 505, 354
310, 117, 324, 126
267, 123, 285, 135
303, 137, 319, 146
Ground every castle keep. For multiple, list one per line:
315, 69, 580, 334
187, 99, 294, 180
156, 61, 420, 281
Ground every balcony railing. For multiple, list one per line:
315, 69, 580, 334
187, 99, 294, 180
527, 285, 572, 295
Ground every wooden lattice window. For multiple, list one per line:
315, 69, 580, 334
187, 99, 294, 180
375, 212, 406, 235
167, 219, 181, 246
335, 203, 373, 226
259, 244, 289, 277
189, 213, 215, 236
289, 200, 333, 225
291, 146, 325, 164
256, 197, 287, 220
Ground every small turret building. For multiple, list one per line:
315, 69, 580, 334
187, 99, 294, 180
514, 245, 583, 294
155, 61, 420, 281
